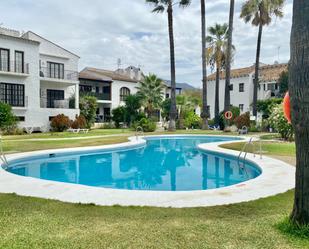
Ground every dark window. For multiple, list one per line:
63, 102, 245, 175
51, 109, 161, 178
103, 86, 110, 94
96, 86, 100, 93
49, 116, 56, 121
47, 62, 64, 79
120, 87, 130, 101
239, 83, 244, 92
79, 85, 92, 92
0, 83, 25, 107
263, 84, 266, 91
239, 104, 244, 112
166, 93, 170, 98
15, 51, 24, 73
229, 84, 233, 91
17, 116, 25, 121
47, 89, 64, 108
0, 48, 10, 72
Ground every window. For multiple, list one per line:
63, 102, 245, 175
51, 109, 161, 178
166, 93, 170, 99
16, 116, 25, 122
120, 87, 130, 101
96, 86, 100, 93
239, 104, 244, 112
49, 116, 55, 121
0, 83, 25, 107
47, 62, 64, 79
239, 83, 244, 92
229, 84, 233, 91
46, 89, 64, 108
79, 85, 92, 92
263, 84, 266, 91
15, 51, 24, 73
0, 48, 10, 72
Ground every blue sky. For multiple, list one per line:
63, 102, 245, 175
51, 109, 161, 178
1, 0, 293, 87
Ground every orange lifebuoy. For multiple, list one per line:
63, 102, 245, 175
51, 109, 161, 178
283, 92, 291, 123
224, 111, 233, 120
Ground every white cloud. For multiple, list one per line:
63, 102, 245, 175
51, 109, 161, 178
1, 0, 293, 87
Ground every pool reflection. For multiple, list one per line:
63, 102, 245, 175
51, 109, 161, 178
8, 138, 260, 191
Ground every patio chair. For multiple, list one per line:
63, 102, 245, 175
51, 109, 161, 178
238, 126, 248, 135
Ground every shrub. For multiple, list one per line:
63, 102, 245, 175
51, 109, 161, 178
71, 115, 87, 129
184, 111, 202, 129
234, 112, 250, 129
268, 104, 294, 141
50, 114, 71, 132
0, 102, 17, 133
257, 98, 283, 119
79, 96, 98, 128
112, 106, 127, 128
132, 118, 156, 132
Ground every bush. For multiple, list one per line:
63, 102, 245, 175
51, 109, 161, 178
112, 106, 127, 128
79, 96, 98, 128
50, 114, 71, 132
0, 102, 17, 133
71, 115, 87, 129
184, 111, 202, 129
234, 112, 250, 129
257, 98, 283, 119
268, 104, 294, 141
132, 118, 156, 132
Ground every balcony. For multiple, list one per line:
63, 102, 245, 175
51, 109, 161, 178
80, 91, 111, 101
40, 97, 76, 109
39, 67, 78, 82
0, 61, 29, 76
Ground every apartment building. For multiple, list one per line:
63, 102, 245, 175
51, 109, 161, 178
0, 28, 79, 129
206, 63, 288, 118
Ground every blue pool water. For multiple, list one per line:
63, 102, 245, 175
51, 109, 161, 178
5, 136, 261, 191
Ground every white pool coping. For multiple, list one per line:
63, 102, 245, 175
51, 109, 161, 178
0, 135, 295, 208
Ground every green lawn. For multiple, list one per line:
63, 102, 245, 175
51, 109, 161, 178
220, 141, 296, 157
0, 191, 307, 249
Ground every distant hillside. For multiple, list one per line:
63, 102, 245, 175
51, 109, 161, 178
163, 80, 196, 90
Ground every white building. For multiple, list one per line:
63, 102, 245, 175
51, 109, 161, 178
206, 63, 288, 118
0, 28, 79, 130
79, 67, 185, 123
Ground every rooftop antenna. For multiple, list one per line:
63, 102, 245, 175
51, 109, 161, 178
117, 58, 122, 69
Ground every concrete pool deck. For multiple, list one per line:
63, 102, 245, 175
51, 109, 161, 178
0, 135, 295, 208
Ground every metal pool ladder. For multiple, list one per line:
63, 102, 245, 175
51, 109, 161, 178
237, 137, 263, 170
0, 135, 8, 167
135, 126, 144, 140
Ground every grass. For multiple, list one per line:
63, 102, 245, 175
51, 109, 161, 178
0, 191, 308, 249
220, 141, 296, 157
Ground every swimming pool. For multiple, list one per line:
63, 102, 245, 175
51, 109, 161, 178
5, 136, 261, 191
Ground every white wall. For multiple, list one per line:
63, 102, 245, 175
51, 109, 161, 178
111, 80, 138, 109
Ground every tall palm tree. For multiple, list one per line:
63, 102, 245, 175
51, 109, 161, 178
146, 0, 191, 131
200, 0, 208, 129
289, 0, 309, 225
224, 0, 235, 112
240, 0, 284, 117
136, 74, 164, 118
206, 23, 229, 122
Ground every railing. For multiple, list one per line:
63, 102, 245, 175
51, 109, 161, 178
40, 97, 75, 109
0, 61, 29, 74
80, 92, 111, 101
135, 126, 144, 140
0, 136, 8, 167
39, 67, 78, 81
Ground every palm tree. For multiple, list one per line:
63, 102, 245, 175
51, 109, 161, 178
206, 23, 229, 122
289, 0, 309, 225
240, 0, 284, 117
224, 0, 235, 112
200, 0, 208, 129
137, 74, 164, 118
146, 0, 191, 131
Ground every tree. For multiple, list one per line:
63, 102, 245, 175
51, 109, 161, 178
146, 0, 191, 131
79, 96, 98, 128
278, 70, 289, 96
289, 0, 309, 225
206, 23, 229, 123
137, 74, 164, 118
200, 0, 208, 129
0, 102, 17, 132
124, 94, 142, 125
224, 0, 235, 112
240, 0, 284, 117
